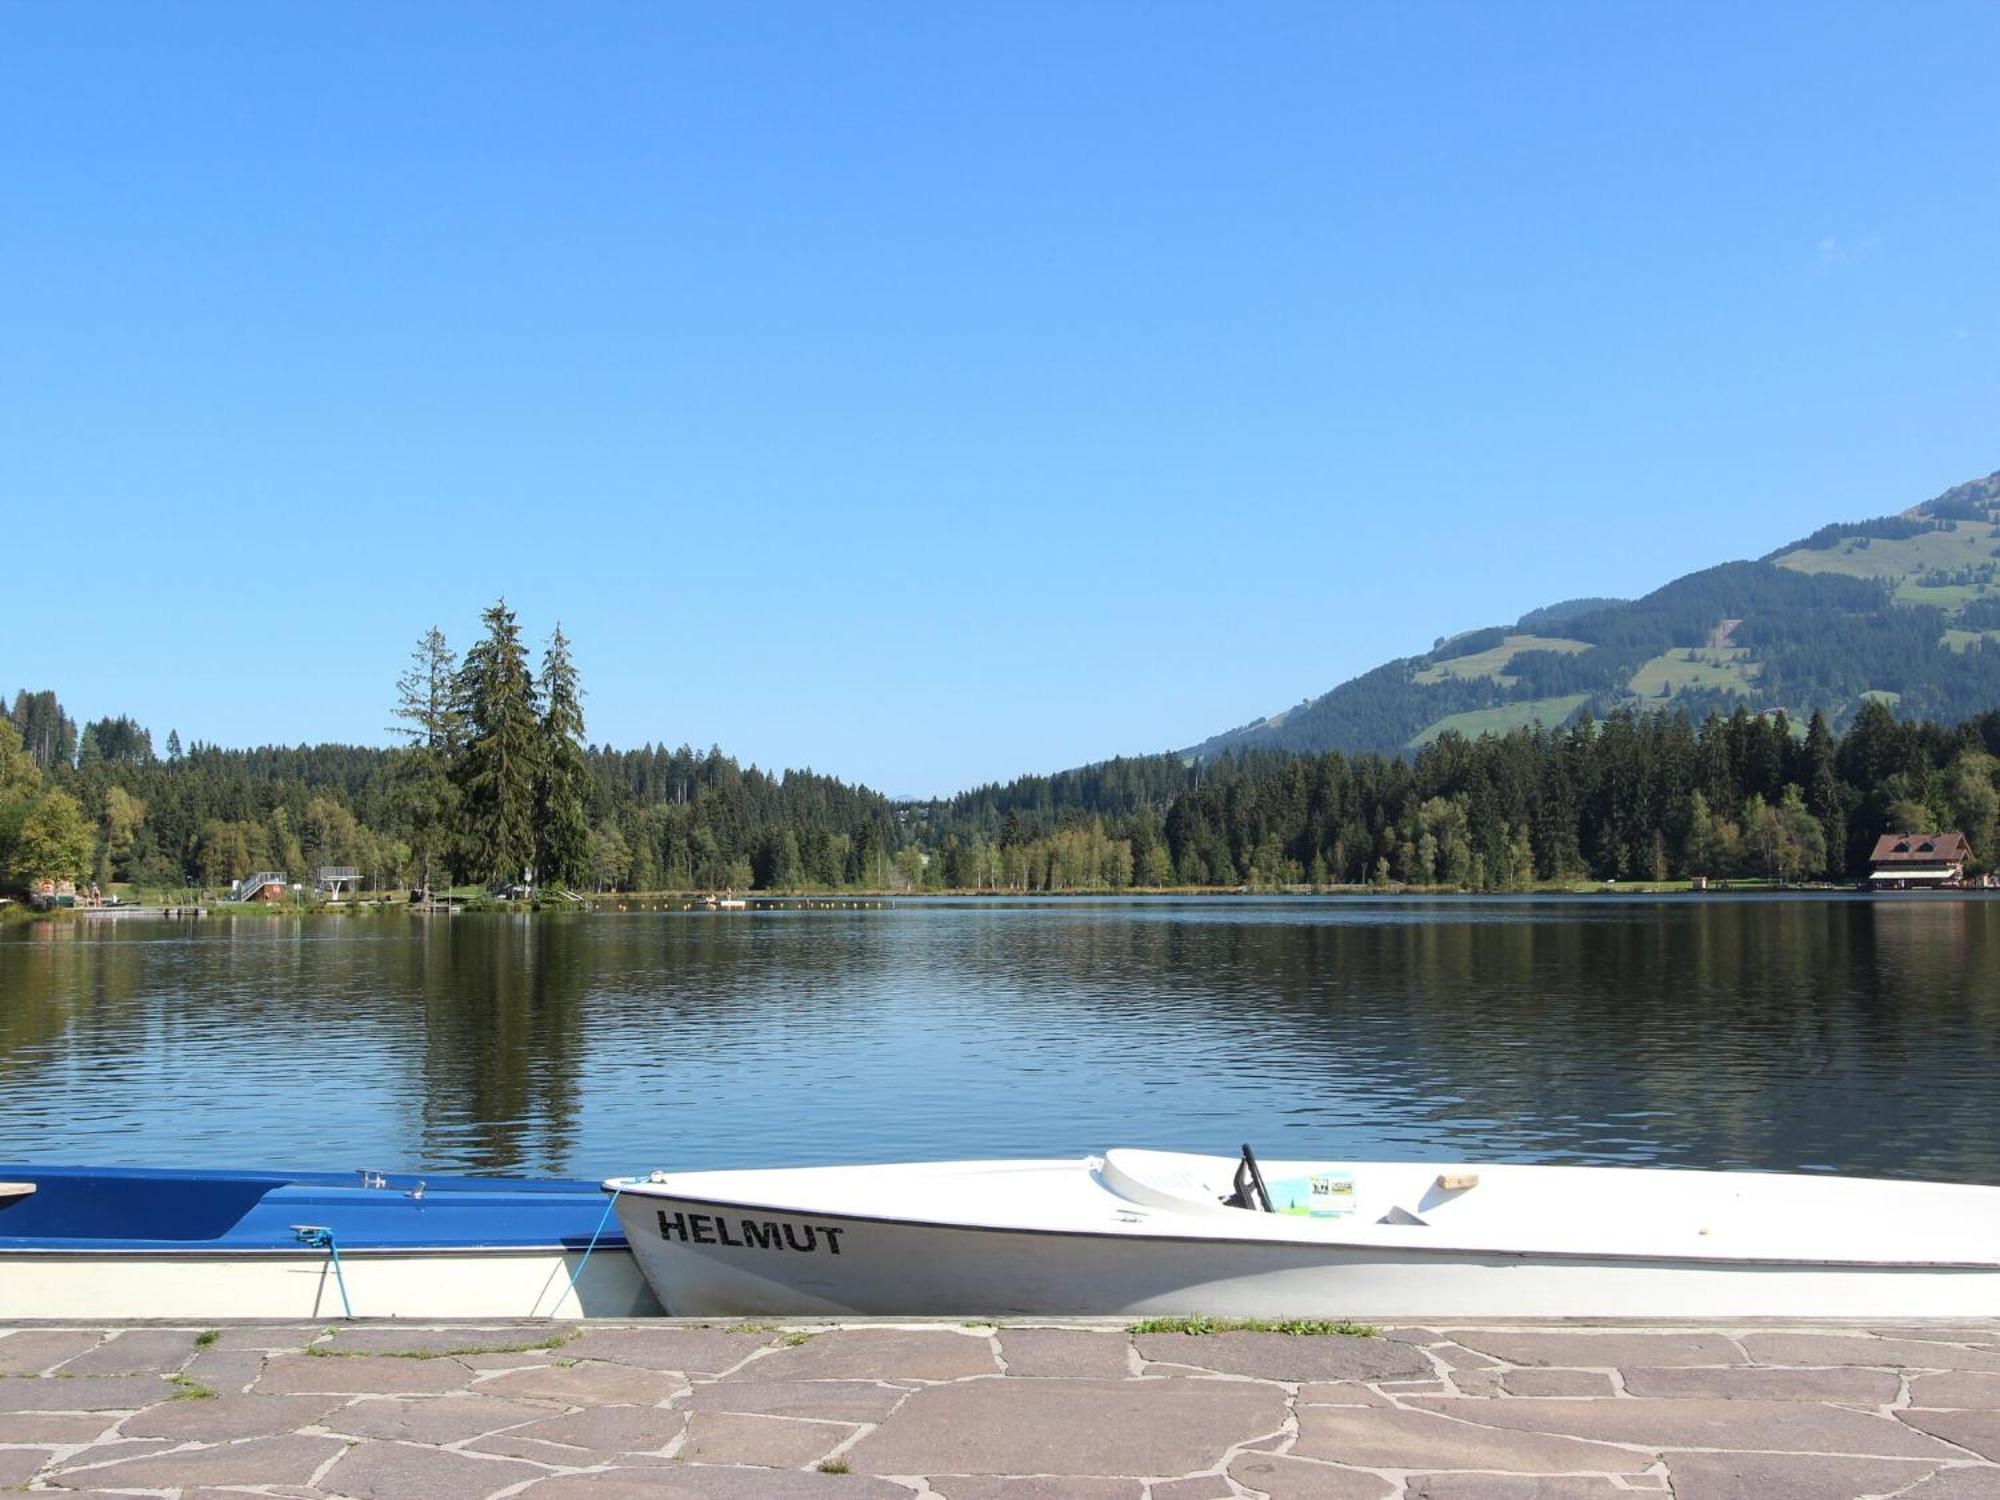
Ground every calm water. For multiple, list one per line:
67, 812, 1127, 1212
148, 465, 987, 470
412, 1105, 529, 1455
3, 897, 1999, 1182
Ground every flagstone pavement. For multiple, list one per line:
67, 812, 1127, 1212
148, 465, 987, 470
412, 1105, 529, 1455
4, 1320, 2000, 1498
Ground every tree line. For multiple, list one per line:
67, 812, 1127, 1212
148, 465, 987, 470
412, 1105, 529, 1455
6, 668, 2000, 900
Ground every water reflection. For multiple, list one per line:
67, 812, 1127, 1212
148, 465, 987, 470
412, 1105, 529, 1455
1, 898, 1997, 1181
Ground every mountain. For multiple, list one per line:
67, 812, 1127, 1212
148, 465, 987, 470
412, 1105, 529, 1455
1189, 470, 2000, 759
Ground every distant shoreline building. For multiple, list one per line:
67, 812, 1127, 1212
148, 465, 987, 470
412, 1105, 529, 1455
1867, 832, 1971, 889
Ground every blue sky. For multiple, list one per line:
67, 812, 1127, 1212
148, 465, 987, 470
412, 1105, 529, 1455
4, 4, 1997, 796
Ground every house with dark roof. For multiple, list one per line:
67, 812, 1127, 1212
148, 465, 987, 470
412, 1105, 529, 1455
1867, 832, 1971, 889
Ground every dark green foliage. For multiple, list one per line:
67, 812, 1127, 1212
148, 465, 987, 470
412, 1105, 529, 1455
76, 716, 154, 768
8, 690, 77, 770
1958, 596, 2000, 630
1515, 598, 1626, 631
454, 601, 543, 886
533, 625, 592, 889
1432, 626, 1510, 659
1778, 516, 1941, 553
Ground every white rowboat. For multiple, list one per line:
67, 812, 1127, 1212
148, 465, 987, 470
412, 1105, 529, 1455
608, 1147, 2000, 1319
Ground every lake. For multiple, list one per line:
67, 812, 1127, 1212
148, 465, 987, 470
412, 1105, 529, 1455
3, 896, 1999, 1182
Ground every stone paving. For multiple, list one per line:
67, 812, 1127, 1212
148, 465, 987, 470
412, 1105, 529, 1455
3, 1321, 2000, 1498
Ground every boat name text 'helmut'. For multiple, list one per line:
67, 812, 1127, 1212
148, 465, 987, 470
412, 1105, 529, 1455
656, 1210, 845, 1254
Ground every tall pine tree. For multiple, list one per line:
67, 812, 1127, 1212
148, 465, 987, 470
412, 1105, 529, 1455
390, 626, 463, 897
533, 624, 592, 889
453, 601, 542, 887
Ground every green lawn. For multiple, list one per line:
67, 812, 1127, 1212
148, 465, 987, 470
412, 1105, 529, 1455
1624, 646, 1760, 700
1408, 694, 1591, 748
1771, 519, 1999, 584
1895, 579, 1995, 610
1942, 629, 2000, 653
1413, 634, 1589, 686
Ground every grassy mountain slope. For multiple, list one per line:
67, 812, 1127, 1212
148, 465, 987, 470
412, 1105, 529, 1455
1189, 470, 2000, 759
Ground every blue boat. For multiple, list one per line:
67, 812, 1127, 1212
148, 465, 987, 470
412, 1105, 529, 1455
0, 1164, 660, 1319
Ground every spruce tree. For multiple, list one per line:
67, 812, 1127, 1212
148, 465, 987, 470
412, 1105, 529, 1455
533, 624, 592, 889
453, 601, 542, 888
390, 626, 463, 897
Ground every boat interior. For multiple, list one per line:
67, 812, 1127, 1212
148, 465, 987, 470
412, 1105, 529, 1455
0, 1164, 627, 1252
1095, 1146, 2000, 1261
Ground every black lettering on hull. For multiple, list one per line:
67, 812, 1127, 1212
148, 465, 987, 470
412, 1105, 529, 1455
654, 1208, 852, 1257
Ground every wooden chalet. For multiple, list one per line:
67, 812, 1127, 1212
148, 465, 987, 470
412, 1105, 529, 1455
1867, 832, 1972, 889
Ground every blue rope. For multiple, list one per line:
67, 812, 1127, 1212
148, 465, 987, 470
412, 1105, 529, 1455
292, 1225, 353, 1318
557, 1183, 623, 1315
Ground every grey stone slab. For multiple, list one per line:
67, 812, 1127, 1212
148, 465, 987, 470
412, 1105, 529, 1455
326, 1393, 553, 1444
1912, 1373, 2000, 1407
931, 1480, 1146, 1499
846, 1376, 1285, 1477
1865, 1326, 2000, 1345
46, 1433, 346, 1489
459, 1349, 563, 1370
1406, 1396, 1961, 1458
0, 1372, 166, 1411
184, 1347, 270, 1392
1149, 1477, 1236, 1500
563, 1326, 773, 1373
1619, 1365, 1900, 1402
503, 1402, 686, 1452
0, 1447, 54, 1487
1382, 1328, 1446, 1344
57, 1329, 199, 1376
0, 1330, 101, 1375
1499, 1369, 1617, 1397
323, 1324, 556, 1357
996, 1327, 1134, 1377
1900, 1472, 2000, 1499
207, 1325, 326, 1351
0, 1411, 113, 1441
1134, 1331, 1429, 1382
1435, 1342, 1504, 1371
737, 1328, 1001, 1381
681, 1409, 851, 1466
1296, 1381, 1395, 1407
258, 1351, 472, 1394
1292, 1405, 1647, 1474
1742, 1333, 2000, 1372
122, 1391, 347, 1441
681, 1377, 907, 1423
1663, 1451, 1941, 1500
1404, 1479, 1635, 1499
320, 1438, 546, 1500
518, 1469, 911, 1498
1900, 1411, 2000, 1464
1450, 1369, 1505, 1397
1226, 1452, 1398, 1499
473, 1358, 685, 1406
39, 1437, 179, 1474
1447, 1330, 1743, 1368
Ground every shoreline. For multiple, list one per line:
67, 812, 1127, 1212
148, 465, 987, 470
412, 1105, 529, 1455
20, 879, 2000, 922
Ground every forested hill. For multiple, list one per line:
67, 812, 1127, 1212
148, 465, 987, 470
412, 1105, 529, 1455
1188, 469, 2000, 759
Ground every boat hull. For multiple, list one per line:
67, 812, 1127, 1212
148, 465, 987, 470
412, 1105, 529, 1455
0, 1246, 660, 1321
612, 1165, 2000, 1320
0, 1163, 664, 1319
618, 1196, 2000, 1319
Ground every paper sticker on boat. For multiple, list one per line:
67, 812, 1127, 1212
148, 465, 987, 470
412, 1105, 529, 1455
1267, 1171, 1355, 1217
